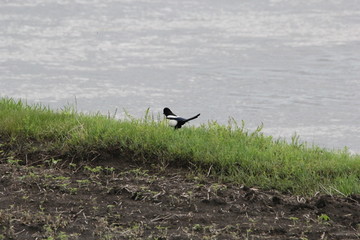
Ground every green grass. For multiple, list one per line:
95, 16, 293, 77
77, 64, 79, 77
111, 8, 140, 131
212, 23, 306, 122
0, 97, 359, 195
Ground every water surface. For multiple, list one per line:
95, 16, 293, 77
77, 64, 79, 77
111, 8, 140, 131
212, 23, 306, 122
1, 0, 360, 152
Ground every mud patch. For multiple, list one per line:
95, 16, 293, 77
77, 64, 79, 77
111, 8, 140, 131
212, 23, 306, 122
0, 157, 359, 239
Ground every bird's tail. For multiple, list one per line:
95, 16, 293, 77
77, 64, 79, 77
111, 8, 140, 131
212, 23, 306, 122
185, 113, 200, 122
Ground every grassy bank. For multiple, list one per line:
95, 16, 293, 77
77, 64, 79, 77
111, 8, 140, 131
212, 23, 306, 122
0, 98, 359, 195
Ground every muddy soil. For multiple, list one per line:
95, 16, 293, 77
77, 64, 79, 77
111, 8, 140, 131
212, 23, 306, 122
0, 155, 359, 240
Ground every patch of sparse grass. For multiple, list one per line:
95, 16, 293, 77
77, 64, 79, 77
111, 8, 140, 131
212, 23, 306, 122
0, 97, 359, 195
0, 205, 74, 240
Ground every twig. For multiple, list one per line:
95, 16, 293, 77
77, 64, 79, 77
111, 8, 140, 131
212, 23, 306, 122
207, 165, 212, 177
151, 214, 173, 222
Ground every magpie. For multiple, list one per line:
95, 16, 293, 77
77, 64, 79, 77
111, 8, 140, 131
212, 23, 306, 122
163, 107, 200, 129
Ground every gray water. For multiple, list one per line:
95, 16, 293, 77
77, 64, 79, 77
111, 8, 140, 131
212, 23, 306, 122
1, 0, 360, 153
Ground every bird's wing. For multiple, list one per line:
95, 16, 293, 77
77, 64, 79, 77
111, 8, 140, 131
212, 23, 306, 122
167, 115, 187, 122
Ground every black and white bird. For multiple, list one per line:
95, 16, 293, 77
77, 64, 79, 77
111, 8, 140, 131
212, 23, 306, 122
163, 107, 200, 129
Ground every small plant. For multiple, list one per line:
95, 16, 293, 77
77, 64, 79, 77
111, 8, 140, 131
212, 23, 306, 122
59, 183, 70, 189
244, 228, 253, 240
69, 163, 77, 169
84, 165, 103, 174
6, 157, 21, 165
76, 179, 91, 186
22, 195, 30, 200
57, 232, 69, 240
210, 183, 227, 193
106, 205, 115, 212
28, 171, 39, 179
68, 187, 78, 195
318, 214, 331, 222
54, 176, 70, 181
289, 216, 299, 226
104, 167, 115, 174
39, 205, 45, 212
45, 158, 61, 167
43, 224, 55, 237
192, 224, 203, 232
128, 168, 149, 177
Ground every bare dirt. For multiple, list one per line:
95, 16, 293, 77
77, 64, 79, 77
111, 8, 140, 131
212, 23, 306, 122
0, 152, 359, 240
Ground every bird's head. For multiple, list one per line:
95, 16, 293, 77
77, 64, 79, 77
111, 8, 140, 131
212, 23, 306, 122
163, 107, 175, 116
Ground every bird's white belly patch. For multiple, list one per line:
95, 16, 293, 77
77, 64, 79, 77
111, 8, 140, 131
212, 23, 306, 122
168, 119, 177, 127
